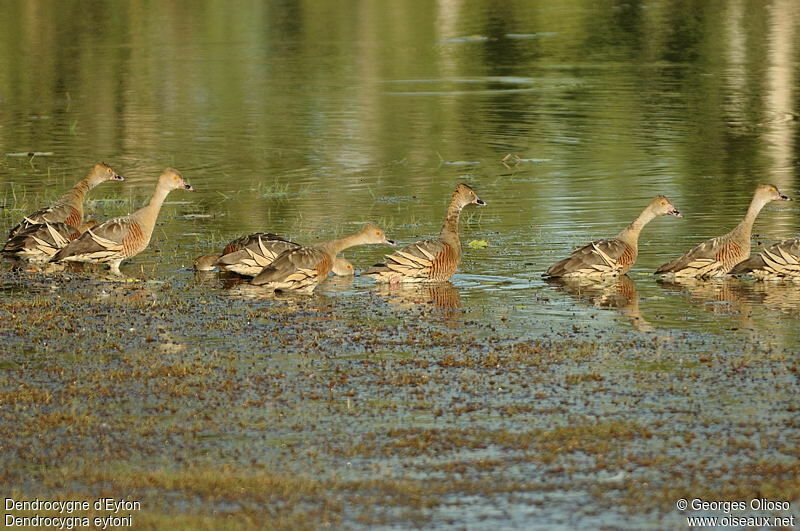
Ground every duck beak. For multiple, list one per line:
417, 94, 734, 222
113, 174, 125, 181
474, 198, 486, 206
670, 208, 682, 218
184, 184, 194, 191
779, 193, 791, 201
385, 238, 397, 246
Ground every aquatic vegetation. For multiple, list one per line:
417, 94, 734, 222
0, 270, 797, 528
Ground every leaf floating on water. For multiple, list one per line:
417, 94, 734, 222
468, 240, 489, 249
6, 151, 55, 157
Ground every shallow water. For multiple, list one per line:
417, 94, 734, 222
1, 1, 799, 528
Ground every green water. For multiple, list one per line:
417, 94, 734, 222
1, 2, 800, 527
4, 1, 800, 337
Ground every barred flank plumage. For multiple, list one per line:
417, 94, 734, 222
545, 195, 681, 278
195, 232, 354, 277
2, 221, 85, 262
6, 162, 123, 239
50, 169, 193, 275
365, 184, 485, 283
656, 184, 790, 278
251, 224, 392, 293
731, 238, 800, 280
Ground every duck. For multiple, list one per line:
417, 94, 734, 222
251, 224, 394, 292
656, 184, 791, 278
50, 168, 193, 275
364, 184, 485, 283
730, 238, 800, 280
544, 195, 682, 278
2, 220, 97, 262
193, 233, 354, 276
7, 162, 124, 238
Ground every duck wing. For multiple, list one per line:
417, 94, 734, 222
51, 217, 131, 262
655, 234, 740, 277
251, 247, 329, 290
364, 239, 450, 282
544, 239, 632, 277
8, 203, 80, 238
730, 238, 800, 277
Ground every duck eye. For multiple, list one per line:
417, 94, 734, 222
660, 201, 667, 206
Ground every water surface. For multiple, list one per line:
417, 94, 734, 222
1, 1, 799, 528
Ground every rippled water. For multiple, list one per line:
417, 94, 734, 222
3, 0, 799, 343
1, 1, 800, 526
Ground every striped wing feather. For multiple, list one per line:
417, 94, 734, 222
2, 222, 80, 261
365, 239, 449, 282
8, 203, 80, 238
52, 217, 131, 263
730, 238, 800, 279
222, 232, 291, 255
218, 237, 299, 276
655, 235, 739, 277
251, 247, 329, 291
545, 239, 632, 278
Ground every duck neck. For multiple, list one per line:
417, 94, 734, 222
133, 183, 172, 234
734, 195, 769, 241
58, 175, 97, 209
439, 200, 464, 248
615, 206, 656, 248
317, 231, 366, 256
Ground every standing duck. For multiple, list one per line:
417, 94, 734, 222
364, 184, 485, 283
7, 162, 124, 238
656, 184, 791, 278
251, 224, 394, 292
51, 169, 193, 274
730, 238, 800, 280
544, 195, 682, 278
2, 220, 97, 262
193, 232, 354, 276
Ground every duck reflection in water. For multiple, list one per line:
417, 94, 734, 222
661, 275, 800, 317
547, 275, 653, 332
657, 277, 754, 328
373, 282, 461, 310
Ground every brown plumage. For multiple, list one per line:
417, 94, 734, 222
364, 184, 486, 283
251, 224, 394, 293
544, 195, 682, 278
51, 168, 193, 275
1, 220, 97, 262
730, 238, 800, 280
656, 184, 791, 278
193, 232, 354, 276
7, 162, 124, 238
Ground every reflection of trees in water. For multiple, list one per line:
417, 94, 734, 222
547, 275, 653, 332
1, 1, 798, 276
